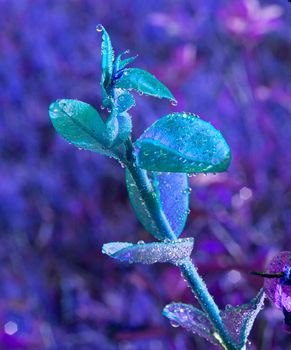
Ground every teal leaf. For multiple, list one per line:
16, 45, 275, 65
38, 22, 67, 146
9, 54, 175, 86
115, 89, 135, 113
118, 54, 138, 71
49, 99, 125, 159
135, 113, 231, 173
114, 50, 138, 72
221, 289, 265, 349
114, 68, 176, 102
163, 303, 219, 346
49, 99, 105, 150
126, 169, 189, 240
97, 24, 114, 91
102, 238, 194, 265
111, 112, 132, 147
103, 116, 119, 147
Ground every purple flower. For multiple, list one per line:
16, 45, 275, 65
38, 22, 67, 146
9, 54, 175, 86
220, 0, 283, 45
264, 251, 291, 331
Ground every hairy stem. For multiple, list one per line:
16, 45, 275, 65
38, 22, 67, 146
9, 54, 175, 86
179, 259, 237, 350
124, 138, 238, 350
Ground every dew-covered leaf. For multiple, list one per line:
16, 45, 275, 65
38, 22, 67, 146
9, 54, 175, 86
114, 50, 138, 72
114, 68, 176, 102
49, 99, 105, 150
221, 289, 265, 349
102, 238, 194, 265
97, 24, 114, 91
118, 55, 138, 71
102, 116, 119, 147
115, 90, 135, 113
163, 303, 219, 345
110, 112, 132, 147
126, 169, 189, 240
135, 113, 231, 173
49, 99, 125, 159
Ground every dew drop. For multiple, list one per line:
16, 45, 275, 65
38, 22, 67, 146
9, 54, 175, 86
96, 24, 103, 32
170, 320, 180, 328
171, 100, 178, 106
137, 240, 145, 245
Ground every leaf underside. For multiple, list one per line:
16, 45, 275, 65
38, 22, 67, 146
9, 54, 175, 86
163, 290, 265, 349
221, 289, 265, 349
102, 238, 194, 265
126, 169, 189, 240
163, 303, 219, 345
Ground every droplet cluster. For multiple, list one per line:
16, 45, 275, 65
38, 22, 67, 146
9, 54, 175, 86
102, 238, 194, 265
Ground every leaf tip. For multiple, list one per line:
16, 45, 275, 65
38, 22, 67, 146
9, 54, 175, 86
48, 99, 62, 120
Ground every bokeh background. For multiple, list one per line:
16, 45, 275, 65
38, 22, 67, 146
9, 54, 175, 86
1, 0, 291, 349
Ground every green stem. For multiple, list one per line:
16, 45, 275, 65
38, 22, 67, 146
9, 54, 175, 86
125, 140, 176, 241
124, 138, 238, 350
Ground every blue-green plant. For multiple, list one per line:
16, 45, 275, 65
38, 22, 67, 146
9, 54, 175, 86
48, 25, 265, 350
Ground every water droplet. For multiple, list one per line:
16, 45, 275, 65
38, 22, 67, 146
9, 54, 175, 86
171, 100, 178, 106
170, 320, 180, 328
96, 24, 103, 32
137, 240, 145, 245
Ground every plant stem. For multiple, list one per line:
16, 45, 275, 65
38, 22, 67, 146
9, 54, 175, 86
179, 259, 238, 350
124, 138, 238, 350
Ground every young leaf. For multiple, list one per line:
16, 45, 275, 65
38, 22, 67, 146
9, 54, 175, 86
114, 68, 176, 102
115, 90, 135, 113
102, 238, 194, 265
49, 99, 105, 150
114, 50, 138, 72
126, 169, 189, 240
110, 112, 132, 147
97, 24, 114, 91
118, 54, 138, 71
221, 289, 265, 349
102, 116, 119, 147
163, 303, 219, 346
49, 99, 124, 159
135, 113, 231, 173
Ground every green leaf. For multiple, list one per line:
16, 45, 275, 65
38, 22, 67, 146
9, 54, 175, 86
49, 99, 105, 150
111, 112, 132, 147
135, 113, 231, 173
114, 50, 138, 72
97, 24, 114, 90
97, 24, 114, 108
103, 116, 119, 147
118, 54, 138, 71
115, 90, 135, 113
49, 99, 123, 159
114, 68, 176, 102
126, 169, 189, 240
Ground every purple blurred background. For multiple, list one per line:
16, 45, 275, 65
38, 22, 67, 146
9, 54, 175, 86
1, 0, 291, 349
